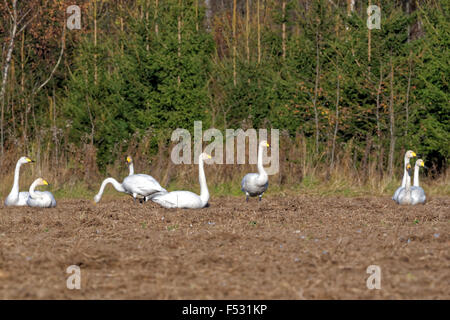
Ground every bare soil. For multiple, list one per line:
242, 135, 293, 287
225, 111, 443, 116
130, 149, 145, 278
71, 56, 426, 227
0, 195, 449, 299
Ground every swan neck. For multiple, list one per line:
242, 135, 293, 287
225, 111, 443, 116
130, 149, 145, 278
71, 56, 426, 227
128, 163, 134, 176
257, 144, 267, 177
11, 161, 22, 195
413, 165, 420, 187
198, 157, 209, 205
29, 180, 39, 199
96, 178, 125, 199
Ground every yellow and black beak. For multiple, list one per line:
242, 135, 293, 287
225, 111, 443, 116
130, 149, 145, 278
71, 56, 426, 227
266, 143, 270, 147
42, 179, 49, 186
406, 164, 412, 176
26, 158, 35, 163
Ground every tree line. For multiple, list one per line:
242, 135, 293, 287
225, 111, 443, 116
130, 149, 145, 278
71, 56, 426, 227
0, 0, 448, 187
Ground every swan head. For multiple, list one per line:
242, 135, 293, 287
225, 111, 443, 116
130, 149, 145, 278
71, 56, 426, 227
416, 159, 426, 169
19, 156, 34, 165
259, 140, 270, 148
406, 164, 413, 177
34, 178, 49, 187
199, 153, 212, 161
405, 150, 416, 159
126, 156, 133, 165
93, 194, 101, 203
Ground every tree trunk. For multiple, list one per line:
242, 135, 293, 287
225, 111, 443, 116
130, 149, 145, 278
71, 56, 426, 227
155, 0, 159, 35
233, 0, 237, 86
257, 0, 261, 64
331, 74, 340, 170
246, 0, 250, 63
313, 27, 320, 156
1, 0, 18, 158
282, 0, 286, 60
388, 56, 396, 177
376, 60, 383, 175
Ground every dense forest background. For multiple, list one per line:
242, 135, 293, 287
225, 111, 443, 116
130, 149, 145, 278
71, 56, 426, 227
0, 0, 448, 197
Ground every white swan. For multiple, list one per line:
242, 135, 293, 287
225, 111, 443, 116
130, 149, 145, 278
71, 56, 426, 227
26, 178, 57, 208
396, 164, 413, 205
241, 140, 269, 202
392, 150, 416, 202
151, 153, 211, 209
410, 159, 426, 205
93, 156, 167, 203
4, 156, 34, 206
127, 156, 134, 176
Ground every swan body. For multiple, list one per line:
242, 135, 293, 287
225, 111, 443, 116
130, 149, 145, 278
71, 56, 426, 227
411, 159, 426, 205
93, 156, 166, 203
396, 164, 413, 205
152, 153, 211, 209
241, 141, 269, 201
26, 178, 56, 208
392, 150, 416, 202
4, 157, 34, 206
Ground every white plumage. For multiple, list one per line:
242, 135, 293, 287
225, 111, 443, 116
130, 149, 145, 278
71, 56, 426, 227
4, 156, 34, 207
151, 153, 211, 209
392, 150, 416, 202
93, 156, 166, 203
241, 140, 269, 202
26, 178, 57, 208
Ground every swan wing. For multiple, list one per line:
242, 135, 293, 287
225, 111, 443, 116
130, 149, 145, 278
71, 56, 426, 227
123, 174, 166, 196
411, 186, 426, 205
241, 173, 268, 196
5, 191, 30, 206
152, 191, 203, 209
27, 191, 56, 208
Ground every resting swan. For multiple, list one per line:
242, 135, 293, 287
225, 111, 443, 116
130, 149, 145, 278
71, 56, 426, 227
410, 159, 427, 205
241, 140, 269, 202
151, 153, 211, 209
26, 178, 57, 208
4, 156, 34, 206
392, 150, 416, 202
396, 164, 413, 205
93, 156, 167, 203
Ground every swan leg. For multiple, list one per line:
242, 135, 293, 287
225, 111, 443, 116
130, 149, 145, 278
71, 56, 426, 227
245, 193, 249, 202
259, 194, 263, 202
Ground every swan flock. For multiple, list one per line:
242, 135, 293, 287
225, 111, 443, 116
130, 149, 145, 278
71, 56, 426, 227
4, 143, 428, 209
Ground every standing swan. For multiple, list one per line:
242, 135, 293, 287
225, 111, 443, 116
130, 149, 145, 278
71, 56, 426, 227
241, 140, 270, 202
410, 159, 426, 205
392, 150, 416, 202
4, 156, 34, 206
151, 153, 211, 209
26, 178, 57, 208
94, 156, 167, 203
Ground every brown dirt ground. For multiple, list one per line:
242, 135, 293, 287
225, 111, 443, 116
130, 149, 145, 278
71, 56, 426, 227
0, 195, 449, 299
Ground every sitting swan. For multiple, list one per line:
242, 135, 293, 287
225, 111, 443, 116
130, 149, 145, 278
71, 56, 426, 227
410, 159, 427, 205
151, 153, 211, 209
4, 156, 34, 206
94, 156, 167, 203
241, 140, 270, 202
396, 164, 413, 205
392, 150, 416, 202
26, 178, 57, 208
